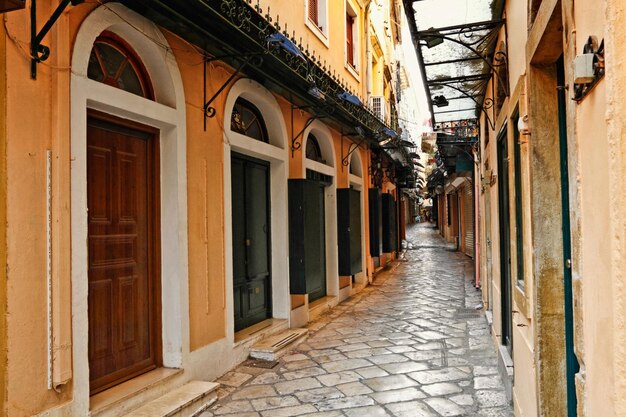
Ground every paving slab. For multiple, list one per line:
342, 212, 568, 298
206, 224, 513, 417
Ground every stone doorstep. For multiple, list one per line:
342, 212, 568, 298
309, 296, 337, 321
91, 368, 186, 417
249, 328, 309, 361
124, 381, 219, 417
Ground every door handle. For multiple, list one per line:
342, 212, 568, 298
246, 239, 251, 247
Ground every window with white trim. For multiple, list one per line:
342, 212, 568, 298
345, 1, 359, 72
306, 0, 328, 39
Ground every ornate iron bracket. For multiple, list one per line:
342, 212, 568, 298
290, 104, 334, 157
203, 53, 264, 131
30, 0, 84, 79
341, 129, 367, 168
432, 82, 496, 130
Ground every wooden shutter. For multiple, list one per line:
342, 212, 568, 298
309, 0, 319, 26
346, 14, 354, 66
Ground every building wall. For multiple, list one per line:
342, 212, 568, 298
0, 1, 403, 416
0, 16, 8, 417
478, 0, 626, 416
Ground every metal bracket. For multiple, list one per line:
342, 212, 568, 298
341, 130, 367, 168
290, 105, 333, 157
31, 0, 84, 79
203, 53, 264, 131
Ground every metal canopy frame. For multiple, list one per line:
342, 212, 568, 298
30, 0, 84, 79
121, 0, 413, 171
402, 0, 507, 130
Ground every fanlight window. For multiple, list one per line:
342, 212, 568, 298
88, 32, 153, 99
231, 98, 269, 143
306, 134, 324, 163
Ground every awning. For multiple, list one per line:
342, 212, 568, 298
402, 0, 505, 129
121, 0, 413, 169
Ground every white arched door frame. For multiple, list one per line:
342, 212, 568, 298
348, 148, 368, 285
70, 3, 188, 414
222, 78, 291, 340
302, 122, 339, 299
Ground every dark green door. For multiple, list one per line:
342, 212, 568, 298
497, 128, 513, 355
304, 180, 326, 302
557, 55, 579, 417
232, 154, 271, 332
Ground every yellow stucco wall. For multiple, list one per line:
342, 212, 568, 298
0, 17, 8, 417
0, 1, 391, 414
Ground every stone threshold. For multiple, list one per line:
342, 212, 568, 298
234, 318, 289, 346
90, 368, 184, 417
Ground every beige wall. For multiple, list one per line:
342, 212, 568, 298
605, 1, 626, 415
0, 17, 8, 417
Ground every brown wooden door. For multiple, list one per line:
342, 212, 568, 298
87, 113, 160, 394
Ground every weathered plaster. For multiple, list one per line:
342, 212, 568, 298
0, 18, 7, 417
605, 1, 626, 416
527, 62, 567, 416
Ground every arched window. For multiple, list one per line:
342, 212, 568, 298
306, 134, 324, 163
88, 31, 153, 99
231, 98, 269, 143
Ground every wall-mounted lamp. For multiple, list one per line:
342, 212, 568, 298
266, 33, 306, 61
573, 36, 605, 102
517, 114, 530, 135
308, 86, 326, 101
379, 137, 393, 146
433, 95, 449, 107
379, 127, 399, 139
423, 28, 444, 49
338, 91, 363, 107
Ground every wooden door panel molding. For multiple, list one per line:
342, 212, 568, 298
87, 111, 161, 395
232, 153, 272, 332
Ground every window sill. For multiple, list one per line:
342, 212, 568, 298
305, 19, 330, 48
345, 62, 360, 82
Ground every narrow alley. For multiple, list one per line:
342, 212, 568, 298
203, 224, 513, 417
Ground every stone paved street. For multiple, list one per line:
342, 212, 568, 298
202, 224, 514, 417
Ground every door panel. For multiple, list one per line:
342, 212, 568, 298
497, 128, 513, 354
232, 154, 272, 332
87, 115, 159, 394
304, 180, 326, 302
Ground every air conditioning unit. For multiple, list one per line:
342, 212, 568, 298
369, 96, 386, 121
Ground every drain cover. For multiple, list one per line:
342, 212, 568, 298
242, 359, 279, 369
456, 308, 482, 319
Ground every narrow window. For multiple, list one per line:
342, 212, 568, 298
309, 0, 319, 27
346, 13, 355, 67
231, 98, 269, 143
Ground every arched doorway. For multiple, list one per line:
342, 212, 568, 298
223, 78, 290, 335
71, 3, 188, 406
301, 123, 338, 302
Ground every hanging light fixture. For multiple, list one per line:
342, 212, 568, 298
433, 95, 449, 107
266, 33, 307, 61
337, 91, 363, 107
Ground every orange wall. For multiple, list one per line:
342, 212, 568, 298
0, 17, 8, 417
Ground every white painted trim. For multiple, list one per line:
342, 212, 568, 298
304, 0, 330, 47
344, 0, 361, 77
70, 4, 188, 415
222, 78, 291, 342
302, 121, 339, 299
348, 149, 367, 284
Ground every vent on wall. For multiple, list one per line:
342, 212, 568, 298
0, 0, 25, 13
369, 96, 386, 122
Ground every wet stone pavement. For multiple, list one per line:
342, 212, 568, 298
202, 224, 514, 417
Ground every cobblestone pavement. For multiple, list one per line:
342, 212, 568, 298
202, 223, 514, 417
